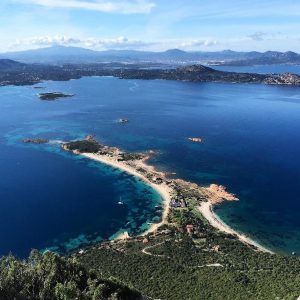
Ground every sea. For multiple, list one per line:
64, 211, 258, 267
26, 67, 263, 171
1, 64, 300, 257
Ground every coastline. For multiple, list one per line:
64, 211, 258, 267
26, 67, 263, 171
82, 151, 272, 253
81, 152, 172, 238
61, 138, 273, 253
198, 201, 273, 253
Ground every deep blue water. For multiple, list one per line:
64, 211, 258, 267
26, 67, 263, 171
1, 71, 300, 256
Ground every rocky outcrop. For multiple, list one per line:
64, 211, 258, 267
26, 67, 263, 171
38, 92, 75, 101
22, 138, 49, 144
205, 184, 239, 204
188, 137, 202, 143
263, 73, 300, 85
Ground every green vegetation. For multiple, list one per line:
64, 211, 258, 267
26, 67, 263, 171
0, 250, 141, 300
118, 152, 145, 161
1, 151, 300, 299
1, 207, 300, 299
64, 140, 104, 153
76, 208, 300, 300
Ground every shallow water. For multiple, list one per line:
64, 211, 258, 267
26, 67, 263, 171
1, 72, 300, 256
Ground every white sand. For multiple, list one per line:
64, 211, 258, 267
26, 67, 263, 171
114, 231, 130, 241
198, 201, 273, 253
73, 150, 272, 254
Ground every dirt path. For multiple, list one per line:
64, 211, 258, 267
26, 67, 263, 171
141, 242, 167, 258
197, 263, 223, 268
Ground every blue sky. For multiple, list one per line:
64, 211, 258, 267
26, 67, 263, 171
0, 0, 300, 52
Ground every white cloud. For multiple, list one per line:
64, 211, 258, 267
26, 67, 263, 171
13, 0, 155, 14
247, 31, 285, 42
179, 39, 218, 49
84, 36, 150, 49
14, 35, 151, 50
12, 35, 224, 52
12, 35, 223, 52
248, 31, 267, 41
15, 36, 81, 46
6, 34, 300, 53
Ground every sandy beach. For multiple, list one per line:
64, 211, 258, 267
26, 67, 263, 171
198, 201, 273, 253
82, 152, 272, 253
62, 138, 273, 253
81, 152, 172, 237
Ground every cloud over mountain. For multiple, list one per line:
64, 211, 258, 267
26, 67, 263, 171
14, 35, 151, 50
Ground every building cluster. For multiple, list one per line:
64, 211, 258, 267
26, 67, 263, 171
170, 183, 189, 209
170, 199, 187, 208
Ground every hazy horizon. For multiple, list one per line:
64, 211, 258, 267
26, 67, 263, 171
1, 44, 299, 55
1, 0, 300, 53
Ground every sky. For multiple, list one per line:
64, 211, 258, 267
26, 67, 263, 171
0, 0, 300, 53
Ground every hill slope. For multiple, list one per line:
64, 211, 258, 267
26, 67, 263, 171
0, 59, 26, 71
0, 250, 142, 300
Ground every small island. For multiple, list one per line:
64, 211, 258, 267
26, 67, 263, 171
22, 138, 49, 144
38, 92, 75, 101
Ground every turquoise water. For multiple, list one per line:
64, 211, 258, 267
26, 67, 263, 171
1, 73, 300, 256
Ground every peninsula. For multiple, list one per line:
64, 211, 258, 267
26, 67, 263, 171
12, 135, 300, 300
61, 136, 271, 253
1, 59, 300, 87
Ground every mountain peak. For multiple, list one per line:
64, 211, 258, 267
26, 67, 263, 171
165, 48, 186, 53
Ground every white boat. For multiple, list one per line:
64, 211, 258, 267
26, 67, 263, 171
118, 197, 124, 205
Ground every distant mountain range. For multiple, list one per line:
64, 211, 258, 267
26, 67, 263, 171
0, 46, 300, 66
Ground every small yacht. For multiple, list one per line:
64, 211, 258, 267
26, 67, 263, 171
117, 118, 129, 124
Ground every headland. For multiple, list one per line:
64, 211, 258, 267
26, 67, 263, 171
61, 135, 272, 253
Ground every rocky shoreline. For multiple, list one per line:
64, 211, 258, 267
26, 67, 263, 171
62, 136, 237, 206
1, 61, 300, 87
